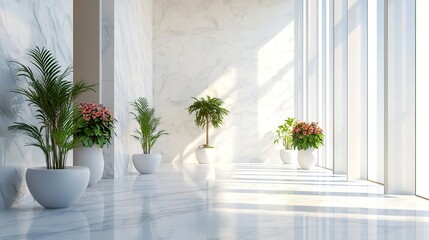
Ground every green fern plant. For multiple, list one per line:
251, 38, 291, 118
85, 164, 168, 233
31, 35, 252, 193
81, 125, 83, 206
8, 47, 93, 169
131, 97, 167, 154
187, 96, 229, 148
274, 117, 297, 150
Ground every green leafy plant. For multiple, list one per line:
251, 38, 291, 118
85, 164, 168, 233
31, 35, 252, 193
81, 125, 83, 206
8, 47, 93, 169
291, 121, 324, 150
187, 96, 229, 148
131, 97, 167, 154
75, 102, 115, 148
274, 117, 297, 150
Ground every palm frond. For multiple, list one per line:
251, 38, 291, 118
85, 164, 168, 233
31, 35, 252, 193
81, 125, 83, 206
8, 122, 50, 167
187, 96, 229, 146
130, 97, 167, 154
9, 47, 91, 169
188, 96, 229, 129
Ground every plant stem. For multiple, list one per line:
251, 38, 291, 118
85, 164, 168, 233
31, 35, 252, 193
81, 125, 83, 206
206, 115, 209, 146
50, 133, 58, 169
45, 126, 51, 169
147, 140, 150, 154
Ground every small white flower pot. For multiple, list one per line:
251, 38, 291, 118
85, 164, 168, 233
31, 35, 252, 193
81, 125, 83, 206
298, 148, 317, 169
195, 148, 216, 164
279, 149, 298, 164
132, 153, 161, 174
73, 146, 104, 186
26, 166, 89, 208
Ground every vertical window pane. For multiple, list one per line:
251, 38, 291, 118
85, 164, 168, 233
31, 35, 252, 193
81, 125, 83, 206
325, 0, 334, 170
318, 0, 326, 168
367, 0, 384, 184
416, 0, 429, 198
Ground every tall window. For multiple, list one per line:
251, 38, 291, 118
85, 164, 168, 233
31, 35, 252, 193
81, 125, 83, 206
316, 0, 333, 170
324, 0, 333, 170
367, 0, 384, 184
416, 0, 429, 199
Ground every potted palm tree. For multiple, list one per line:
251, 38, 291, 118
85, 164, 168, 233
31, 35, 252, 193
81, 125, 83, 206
131, 97, 167, 174
187, 96, 229, 164
274, 117, 298, 164
8, 47, 93, 208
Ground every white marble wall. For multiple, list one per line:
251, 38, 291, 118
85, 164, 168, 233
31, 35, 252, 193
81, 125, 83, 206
0, 0, 73, 207
114, 0, 153, 175
154, 0, 295, 163
101, 0, 115, 178
0, 0, 152, 207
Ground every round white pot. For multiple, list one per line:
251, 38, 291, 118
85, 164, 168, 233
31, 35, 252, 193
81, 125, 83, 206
195, 148, 216, 164
132, 153, 161, 174
298, 148, 317, 169
26, 166, 89, 208
279, 149, 298, 164
73, 146, 104, 186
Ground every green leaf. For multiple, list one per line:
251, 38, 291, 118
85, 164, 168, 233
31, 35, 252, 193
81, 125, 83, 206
187, 96, 229, 146
9, 47, 93, 168
274, 117, 297, 150
130, 97, 168, 153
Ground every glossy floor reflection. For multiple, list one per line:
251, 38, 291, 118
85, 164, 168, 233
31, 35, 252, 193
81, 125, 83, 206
2, 163, 429, 240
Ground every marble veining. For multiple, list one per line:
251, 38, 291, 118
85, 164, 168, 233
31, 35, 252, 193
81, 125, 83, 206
154, 0, 296, 164
113, 0, 153, 177
0, 0, 72, 168
1, 163, 429, 239
101, 0, 115, 179
0, 167, 27, 209
0, 0, 73, 207
0, 0, 153, 207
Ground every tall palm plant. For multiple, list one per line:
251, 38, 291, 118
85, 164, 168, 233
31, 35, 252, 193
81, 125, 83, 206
131, 97, 167, 154
187, 96, 229, 147
8, 47, 93, 169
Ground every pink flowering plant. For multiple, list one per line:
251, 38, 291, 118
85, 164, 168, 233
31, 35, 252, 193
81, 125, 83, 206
291, 121, 324, 150
75, 103, 115, 148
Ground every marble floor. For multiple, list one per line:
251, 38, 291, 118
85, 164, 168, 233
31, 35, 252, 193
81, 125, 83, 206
1, 163, 429, 240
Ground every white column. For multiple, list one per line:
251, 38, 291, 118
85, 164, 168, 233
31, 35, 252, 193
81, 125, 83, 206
367, 0, 385, 184
325, 0, 334, 170
303, 0, 308, 121
74, 0, 116, 178
415, 0, 428, 198
318, 0, 326, 167
347, 0, 368, 180
307, 0, 319, 122
101, 0, 115, 179
333, 0, 348, 174
295, 0, 305, 120
384, 0, 415, 194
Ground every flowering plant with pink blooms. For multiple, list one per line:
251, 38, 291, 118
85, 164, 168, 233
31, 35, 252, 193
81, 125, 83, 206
75, 103, 115, 148
291, 121, 324, 150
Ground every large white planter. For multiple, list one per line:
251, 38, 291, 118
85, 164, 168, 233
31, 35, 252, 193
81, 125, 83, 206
298, 148, 317, 169
279, 149, 298, 164
73, 146, 104, 186
132, 153, 161, 174
195, 148, 216, 164
26, 166, 89, 208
